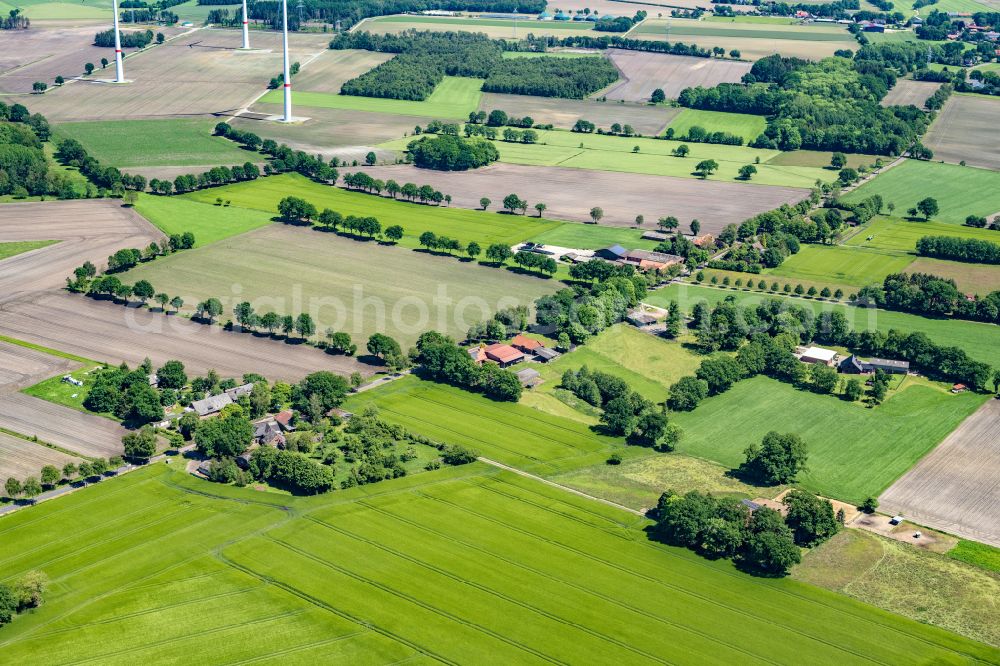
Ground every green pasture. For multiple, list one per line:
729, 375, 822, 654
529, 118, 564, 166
0, 240, 57, 261
666, 109, 768, 142
764, 149, 876, 169
134, 193, 274, 246
11, 0, 109, 19
365, 14, 595, 30
842, 160, 1000, 225
704, 15, 801, 24
646, 282, 1000, 367
949, 540, 1000, 574
671, 375, 986, 503
527, 224, 660, 250
179, 173, 561, 248
344, 375, 623, 474
21, 364, 107, 416
765, 244, 914, 288
381, 128, 831, 187
53, 119, 255, 168
0, 459, 995, 661
630, 19, 852, 41
169, 0, 216, 22
844, 216, 1000, 254
922, 0, 995, 14
260, 76, 484, 120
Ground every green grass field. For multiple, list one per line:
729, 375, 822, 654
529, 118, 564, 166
0, 240, 57, 261
381, 129, 832, 187
765, 244, 914, 288
629, 19, 852, 41
646, 282, 1000, 367
842, 160, 1000, 225
124, 223, 556, 347
527, 224, 660, 250
259, 76, 484, 120
670, 375, 986, 503
134, 194, 275, 246
795, 529, 1000, 648
666, 109, 768, 143
922, 0, 995, 14
948, 540, 1000, 574
179, 173, 561, 249
704, 15, 801, 24
844, 215, 1000, 254
21, 363, 112, 418
3, 464, 992, 662
11, 0, 109, 19
344, 375, 624, 474
53, 120, 256, 168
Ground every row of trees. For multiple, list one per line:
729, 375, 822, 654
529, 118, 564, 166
55, 136, 147, 194
664, 125, 743, 146
858, 272, 1000, 326
93, 28, 153, 48
276, 195, 402, 241
699, 272, 845, 301
916, 235, 1000, 265
0, 103, 76, 198
160, 162, 261, 195
342, 170, 450, 204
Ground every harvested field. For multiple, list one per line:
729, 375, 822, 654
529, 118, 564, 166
0, 341, 77, 392
361, 162, 809, 232
122, 224, 557, 348
923, 94, 1000, 171
358, 14, 596, 39
0, 292, 374, 382
880, 399, 1000, 547
881, 79, 941, 107
478, 92, 678, 135
0, 392, 125, 458
27, 29, 332, 122
905, 258, 1000, 295
0, 432, 83, 482
292, 49, 393, 95
233, 107, 432, 159
556, 0, 751, 12
600, 50, 752, 102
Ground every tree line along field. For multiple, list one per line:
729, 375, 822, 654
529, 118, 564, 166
842, 160, 1000, 225
4, 464, 994, 662
259, 76, 485, 120
122, 223, 557, 349
379, 129, 833, 188
598, 51, 752, 103
666, 109, 768, 143
52, 120, 256, 169
646, 283, 1000, 367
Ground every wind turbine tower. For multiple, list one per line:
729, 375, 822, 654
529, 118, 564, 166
281, 0, 292, 121
241, 0, 250, 49
112, 0, 125, 82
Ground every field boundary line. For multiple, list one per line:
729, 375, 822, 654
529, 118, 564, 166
477, 456, 644, 516
227, 630, 372, 665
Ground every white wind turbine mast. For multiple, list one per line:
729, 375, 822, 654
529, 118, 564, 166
112, 0, 125, 82
281, 0, 292, 121
241, 0, 250, 49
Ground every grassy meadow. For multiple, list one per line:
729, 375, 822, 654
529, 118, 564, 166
665, 109, 768, 142
179, 173, 561, 249
0, 240, 57, 261
1, 457, 996, 661
842, 160, 1000, 225
360, 14, 596, 38
53, 119, 255, 168
764, 244, 915, 288
670, 375, 986, 503
527, 224, 661, 250
260, 76, 484, 120
647, 282, 1000, 367
381, 129, 833, 187
843, 215, 1000, 254
948, 540, 1000, 574
134, 194, 275, 246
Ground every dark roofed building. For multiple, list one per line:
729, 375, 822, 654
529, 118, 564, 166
516, 367, 542, 387
838, 355, 866, 374
534, 346, 561, 362
595, 244, 627, 261
641, 230, 669, 242
867, 358, 909, 374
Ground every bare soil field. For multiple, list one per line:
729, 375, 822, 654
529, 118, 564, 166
922, 94, 1000, 171
292, 49, 392, 95
600, 50, 752, 102
232, 107, 430, 160
478, 92, 678, 135
879, 399, 1000, 547
0, 433, 83, 482
880, 79, 941, 108
361, 162, 808, 231
27, 29, 331, 121
905, 258, 1000, 295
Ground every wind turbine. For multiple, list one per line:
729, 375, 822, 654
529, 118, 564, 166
281, 0, 292, 121
112, 0, 125, 82
241, 0, 250, 49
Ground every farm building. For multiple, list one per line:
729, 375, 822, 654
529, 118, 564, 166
483, 343, 525, 367
642, 230, 669, 242
253, 418, 283, 446
692, 234, 715, 248
595, 245, 628, 261
534, 346, 561, 362
190, 393, 233, 417
511, 333, 543, 354
274, 409, 295, 431
838, 355, 909, 375
225, 383, 254, 400
627, 310, 659, 328
516, 367, 543, 388
799, 346, 838, 366
623, 249, 683, 272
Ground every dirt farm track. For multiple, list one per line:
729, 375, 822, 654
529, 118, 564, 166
879, 399, 1000, 547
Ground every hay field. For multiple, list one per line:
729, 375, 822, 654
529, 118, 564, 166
259, 76, 484, 120
27, 29, 332, 122
670, 375, 986, 503
133, 194, 274, 246
2, 464, 990, 662
765, 244, 915, 288
646, 283, 1000, 367
286, 49, 392, 95
904, 258, 1000, 294
923, 94, 1000, 171
478, 91, 678, 135
842, 160, 1000, 225
601, 50, 752, 102
0, 432, 83, 482
124, 224, 557, 348
844, 216, 1000, 253
666, 108, 768, 142
360, 163, 807, 231
880, 79, 941, 107
880, 399, 1000, 547
628, 19, 857, 60
359, 13, 596, 38
53, 119, 254, 168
